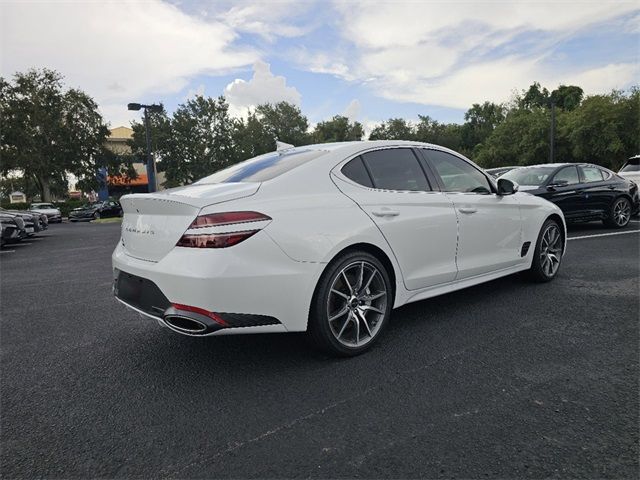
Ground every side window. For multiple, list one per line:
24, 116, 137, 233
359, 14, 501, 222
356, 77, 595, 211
599, 168, 612, 180
580, 166, 604, 183
361, 149, 430, 192
341, 156, 373, 188
552, 166, 579, 185
425, 150, 492, 194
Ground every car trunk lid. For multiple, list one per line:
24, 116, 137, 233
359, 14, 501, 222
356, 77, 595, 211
119, 182, 259, 262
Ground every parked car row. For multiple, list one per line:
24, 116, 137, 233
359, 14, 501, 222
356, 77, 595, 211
0, 208, 49, 247
486, 159, 639, 229
69, 200, 122, 222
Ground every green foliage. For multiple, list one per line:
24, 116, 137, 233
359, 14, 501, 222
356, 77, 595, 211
551, 85, 584, 111
313, 115, 364, 143
0, 201, 30, 211
163, 96, 236, 186
562, 88, 640, 170
414, 115, 463, 152
369, 118, 414, 140
0, 68, 132, 201
254, 102, 311, 146
0, 197, 84, 217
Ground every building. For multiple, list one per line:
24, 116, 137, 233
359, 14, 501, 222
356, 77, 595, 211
104, 126, 166, 197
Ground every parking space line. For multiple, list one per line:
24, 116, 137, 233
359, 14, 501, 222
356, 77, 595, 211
0, 250, 15, 254
568, 230, 640, 241
12, 242, 33, 246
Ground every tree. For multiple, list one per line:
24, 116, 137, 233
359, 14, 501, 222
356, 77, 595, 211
413, 115, 463, 151
232, 111, 275, 161
128, 105, 172, 177
160, 95, 236, 186
550, 85, 584, 111
368, 118, 415, 140
460, 102, 505, 154
474, 109, 554, 167
313, 115, 364, 143
562, 89, 639, 170
254, 102, 311, 147
0, 69, 128, 201
520, 81, 551, 109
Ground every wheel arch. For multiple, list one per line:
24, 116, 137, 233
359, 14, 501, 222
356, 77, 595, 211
341, 243, 398, 302
545, 212, 567, 253
309, 242, 399, 324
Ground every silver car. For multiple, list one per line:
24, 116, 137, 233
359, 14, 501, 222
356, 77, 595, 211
30, 203, 62, 223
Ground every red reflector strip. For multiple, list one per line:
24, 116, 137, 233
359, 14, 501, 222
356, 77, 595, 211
176, 230, 258, 248
171, 303, 229, 327
190, 211, 271, 228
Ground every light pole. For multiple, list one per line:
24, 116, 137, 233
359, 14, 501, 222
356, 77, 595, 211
128, 102, 162, 193
549, 100, 556, 164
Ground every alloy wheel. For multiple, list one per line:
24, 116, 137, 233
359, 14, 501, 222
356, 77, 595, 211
326, 261, 387, 348
539, 224, 562, 277
613, 199, 631, 227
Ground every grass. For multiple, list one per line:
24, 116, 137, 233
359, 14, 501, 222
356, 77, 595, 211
91, 217, 122, 224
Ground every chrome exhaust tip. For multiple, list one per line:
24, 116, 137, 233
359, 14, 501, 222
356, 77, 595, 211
163, 315, 208, 334
162, 305, 225, 336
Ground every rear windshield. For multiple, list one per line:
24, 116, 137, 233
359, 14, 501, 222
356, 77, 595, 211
502, 166, 556, 186
196, 149, 327, 184
620, 157, 640, 172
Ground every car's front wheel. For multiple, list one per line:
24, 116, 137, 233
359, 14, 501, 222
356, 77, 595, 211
604, 197, 631, 228
308, 251, 392, 356
528, 219, 564, 282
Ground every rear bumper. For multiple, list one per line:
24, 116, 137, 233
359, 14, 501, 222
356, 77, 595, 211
111, 231, 325, 334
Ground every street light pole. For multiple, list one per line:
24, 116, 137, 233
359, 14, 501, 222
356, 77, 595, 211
143, 108, 157, 193
128, 102, 162, 193
549, 100, 556, 164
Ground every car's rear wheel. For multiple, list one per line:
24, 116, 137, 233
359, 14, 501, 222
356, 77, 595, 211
93, 211, 100, 220
528, 219, 563, 282
308, 251, 392, 356
604, 197, 631, 228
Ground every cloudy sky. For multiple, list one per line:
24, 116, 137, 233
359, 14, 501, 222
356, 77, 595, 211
2, 0, 638, 131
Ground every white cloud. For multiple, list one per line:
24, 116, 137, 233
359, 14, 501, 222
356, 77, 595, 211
1, 0, 256, 127
377, 57, 640, 109
185, 84, 206, 100
224, 60, 302, 117
343, 99, 361, 121
290, 48, 355, 81
329, 1, 640, 109
216, 2, 314, 41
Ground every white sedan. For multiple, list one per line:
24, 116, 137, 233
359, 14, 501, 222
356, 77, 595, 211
112, 141, 566, 356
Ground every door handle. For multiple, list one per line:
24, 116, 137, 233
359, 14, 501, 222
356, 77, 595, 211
458, 207, 478, 214
372, 209, 400, 217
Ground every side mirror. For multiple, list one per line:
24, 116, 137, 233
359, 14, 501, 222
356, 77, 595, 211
497, 178, 518, 195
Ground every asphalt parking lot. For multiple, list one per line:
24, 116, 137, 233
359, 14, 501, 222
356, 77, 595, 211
1, 221, 638, 478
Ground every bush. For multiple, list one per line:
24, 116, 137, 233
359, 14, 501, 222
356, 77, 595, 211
56, 199, 86, 217
1, 198, 88, 217
0, 201, 30, 211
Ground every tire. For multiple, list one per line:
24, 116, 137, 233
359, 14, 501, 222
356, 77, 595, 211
603, 197, 631, 229
528, 219, 564, 282
93, 211, 100, 220
308, 250, 393, 357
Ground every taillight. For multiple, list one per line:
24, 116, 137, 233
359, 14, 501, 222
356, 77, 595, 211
189, 211, 270, 228
177, 211, 271, 249
177, 230, 258, 248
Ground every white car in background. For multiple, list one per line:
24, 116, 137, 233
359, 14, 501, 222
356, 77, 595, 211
618, 155, 640, 186
30, 203, 62, 223
113, 141, 566, 356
